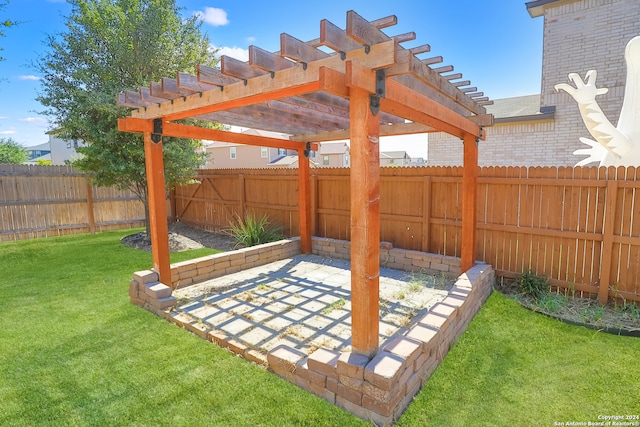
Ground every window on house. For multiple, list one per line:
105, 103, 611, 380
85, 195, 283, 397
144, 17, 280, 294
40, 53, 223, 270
344, 153, 350, 166
309, 150, 315, 158
230, 147, 237, 159
261, 146, 268, 158
278, 148, 286, 156
323, 155, 329, 165
66, 142, 71, 149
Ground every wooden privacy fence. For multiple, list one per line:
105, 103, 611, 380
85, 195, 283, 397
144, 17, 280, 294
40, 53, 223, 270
174, 166, 640, 303
0, 164, 145, 241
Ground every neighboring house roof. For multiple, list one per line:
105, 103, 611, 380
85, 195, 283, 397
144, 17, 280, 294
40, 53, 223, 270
526, 0, 576, 17
27, 142, 51, 151
381, 151, 410, 160
319, 142, 349, 155
268, 155, 299, 167
487, 94, 555, 123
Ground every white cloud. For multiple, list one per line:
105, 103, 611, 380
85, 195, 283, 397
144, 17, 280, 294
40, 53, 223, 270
246, 36, 256, 43
19, 75, 40, 81
20, 117, 49, 127
0, 130, 16, 135
196, 7, 229, 27
215, 46, 249, 62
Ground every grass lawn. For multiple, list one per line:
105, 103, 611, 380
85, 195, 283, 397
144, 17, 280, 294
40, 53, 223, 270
1, 229, 638, 426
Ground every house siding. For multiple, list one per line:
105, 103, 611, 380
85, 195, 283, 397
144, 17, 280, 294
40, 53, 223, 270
428, 0, 640, 166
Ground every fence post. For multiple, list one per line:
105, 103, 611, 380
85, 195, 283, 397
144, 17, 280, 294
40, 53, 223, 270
598, 179, 618, 304
238, 174, 246, 217
310, 173, 318, 237
422, 176, 431, 253
86, 179, 96, 234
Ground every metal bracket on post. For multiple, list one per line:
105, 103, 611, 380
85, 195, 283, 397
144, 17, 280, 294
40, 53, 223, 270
304, 141, 311, 158
151, 118, 162, 144
369, 69, 386, 116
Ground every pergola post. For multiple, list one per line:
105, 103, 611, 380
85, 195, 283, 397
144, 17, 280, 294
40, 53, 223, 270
349, 85, 381, 358
461, 133, 478, 272
297, 147, 312, 253
143, 130, 171, 286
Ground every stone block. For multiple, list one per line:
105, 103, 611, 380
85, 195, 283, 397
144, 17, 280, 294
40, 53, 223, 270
268, 345, 306, 379
326, 376, 338, 394
244, 349, 268, 366
362, 391, 404, 418
307, 347, 340, 378
337, 352, 370, 381
150, 296, 176, 310
129, 280, 139, 298
337, 382, 362, 405
208, 330, 228, 346
419, 312, 447, 329
296, 359, 327, 388
144, 282, 172, 299
380, 241, 393, 250
405, 324, 439, 347
133, 269, 158, 284
383, 336, 423, 367
364, 351, 406, 391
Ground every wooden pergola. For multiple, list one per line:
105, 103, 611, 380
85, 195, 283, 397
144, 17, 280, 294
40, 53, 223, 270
117, 10, 493, 357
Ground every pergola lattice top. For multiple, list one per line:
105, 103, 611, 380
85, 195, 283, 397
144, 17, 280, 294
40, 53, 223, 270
117, 10, 493, 144
117, 10, 493, 357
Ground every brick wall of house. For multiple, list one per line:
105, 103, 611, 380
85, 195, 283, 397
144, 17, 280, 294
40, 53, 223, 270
428, 0, 640, 167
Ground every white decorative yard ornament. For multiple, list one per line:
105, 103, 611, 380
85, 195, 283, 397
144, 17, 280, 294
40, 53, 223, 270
555, 36, 640, 167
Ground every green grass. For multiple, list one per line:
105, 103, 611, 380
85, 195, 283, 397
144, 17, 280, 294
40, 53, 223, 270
2, 230, 639, 426
397, 292, 640, 426
0, 230, 365, 427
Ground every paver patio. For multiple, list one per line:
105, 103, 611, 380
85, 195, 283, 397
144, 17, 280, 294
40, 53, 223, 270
172, 254, 453, 363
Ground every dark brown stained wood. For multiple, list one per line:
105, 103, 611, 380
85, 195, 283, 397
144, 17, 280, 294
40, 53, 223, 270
346, 10, 391, 44
460, 86, 478, 93
422, 56, 443, 65
478, 100, 494, 106
143, 130, 171, 286
221, 55, 268, 79
433, 65, 454, 74
162, 77, 196, 96
150, 81, 182, 100
198, 64, 241, 86
280, 33, 330, 62
249, 45, 296, 71
117, 92, 138, 108
465, 91, 484, 98
124, 91, 156, 107
140, 87, 166, 104
392, 74, 471, 118
320, 19, 361, 52
176, 73, 217, 92
393, 31, 416, 43
303, 92, 404, 126
471, 96, 489, 102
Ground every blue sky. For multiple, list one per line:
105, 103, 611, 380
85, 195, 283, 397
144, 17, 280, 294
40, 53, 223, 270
0, 0, 543, 155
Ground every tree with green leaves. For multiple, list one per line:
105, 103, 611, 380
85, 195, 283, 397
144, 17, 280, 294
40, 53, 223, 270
0, 137, 28, 164
1, 0, 19, 62
36, 0, 220, 233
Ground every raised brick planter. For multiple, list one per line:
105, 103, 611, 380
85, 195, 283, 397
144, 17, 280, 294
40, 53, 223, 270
267, 261, 494, 426
128, 236, 493, 426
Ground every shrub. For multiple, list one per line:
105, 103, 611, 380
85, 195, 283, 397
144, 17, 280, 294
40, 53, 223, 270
227, 213, 283, 248
515, 271, 550, 301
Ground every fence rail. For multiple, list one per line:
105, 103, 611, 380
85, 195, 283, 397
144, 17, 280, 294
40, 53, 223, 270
0, 164, 145, 240
174, 166, 640, 303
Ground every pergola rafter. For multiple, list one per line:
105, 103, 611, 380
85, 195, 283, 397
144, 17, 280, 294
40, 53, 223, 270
117, 10, 493, 357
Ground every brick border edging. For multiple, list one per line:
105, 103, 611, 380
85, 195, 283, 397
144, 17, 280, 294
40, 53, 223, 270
128, 237, 493, 426
267, 262, 494, 426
